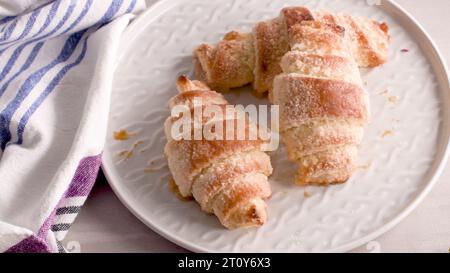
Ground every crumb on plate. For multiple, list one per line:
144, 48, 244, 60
117, 150, 133, 159
388, 95, 398, 105
381, 130, 393, 138
113, 129, 135, 141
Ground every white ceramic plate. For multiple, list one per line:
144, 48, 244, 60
103, 0, 450, 252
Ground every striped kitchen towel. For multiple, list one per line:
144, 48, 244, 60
0, 0, 146, 253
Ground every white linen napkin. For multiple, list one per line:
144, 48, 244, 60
0, 0, 146, 253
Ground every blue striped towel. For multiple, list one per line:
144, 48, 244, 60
0, 0, 145, 253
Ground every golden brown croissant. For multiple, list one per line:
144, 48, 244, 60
194, 6, 389, 93
272, 21, 369, 185
164, 76, 273, 229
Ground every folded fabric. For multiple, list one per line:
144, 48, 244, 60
0, 0, 146, 253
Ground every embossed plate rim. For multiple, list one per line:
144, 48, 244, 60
103, 0, 450, 252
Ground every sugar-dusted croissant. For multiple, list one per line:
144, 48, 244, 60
272, 21, 369, 185
164, 76, 273, 229
194, 6, 389, 93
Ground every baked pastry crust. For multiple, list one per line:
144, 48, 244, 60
194, 6, 389, 93
194, 31, 255, 91
272, 20, 369, 185
164, 76, 273, 229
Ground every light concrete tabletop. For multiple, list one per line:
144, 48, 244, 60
64, 0, 450, 253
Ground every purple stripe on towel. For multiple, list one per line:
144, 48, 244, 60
5, 235, 51, 253
5, 154, 102, 253
65, 154, 102, 198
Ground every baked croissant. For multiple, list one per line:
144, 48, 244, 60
272, 21, 369, 185
194, 6, 389, 93
164, 76, 273, 229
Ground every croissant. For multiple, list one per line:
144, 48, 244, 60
164, 76, 273, 229
272, 21, 369, 185
194, 6, 389, 93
